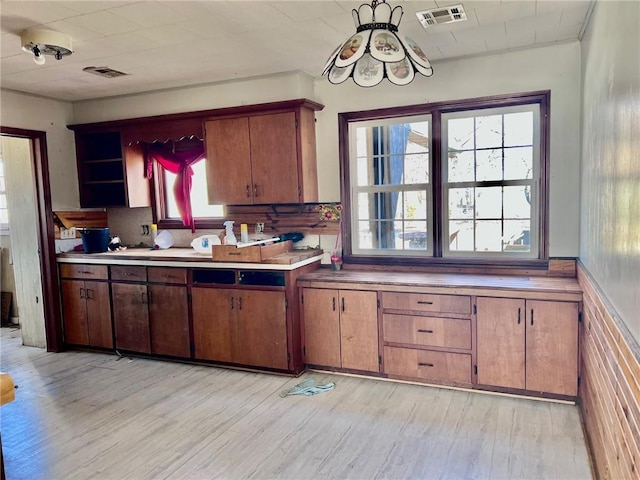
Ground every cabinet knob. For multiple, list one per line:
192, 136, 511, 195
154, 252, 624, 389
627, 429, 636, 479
79, 288, 85, 299
531, 309, 534, 326
517, 307, 521, 324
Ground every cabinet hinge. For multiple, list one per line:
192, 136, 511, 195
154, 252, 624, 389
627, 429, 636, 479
301, 294, 304, 305
295, 119, 299, 128
578, 376, 581, 388
578, 312, 583, 323
473, 304, 477, 315
298, 186, 302, 197
377, 299, 380, 309
474, 365, 478, 375
379, 355, 382, 365
303, 346, 306, 356
287, 353, 291, 363
285, 298, 289, 308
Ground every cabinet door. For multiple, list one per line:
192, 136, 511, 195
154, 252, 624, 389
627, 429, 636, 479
476, 297, 525, 390
192, 288, 235, 362
112, 283, 151, 353
85, 281, 113, 348
302, 288, 341, 368
340, 290, 379, 372
235, 290, 288, 370
249, 112, 299, 203
526, 300, 578, 396
61, 279, 89, 345
148, 285, 190, 358
205, 118, 253, 205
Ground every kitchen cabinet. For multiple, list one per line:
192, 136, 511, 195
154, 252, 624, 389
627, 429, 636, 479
192, 287, 288, 370
381, 292, 472, 386
59, 264, 112, 348
476, 297, 579, 396
302, 288, 379, 373
205, 101, 321, 205
111, 266, 189, 358
70, 129, 150, 208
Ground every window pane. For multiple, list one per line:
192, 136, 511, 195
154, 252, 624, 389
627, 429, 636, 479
449, 220, 474, 251
475, 149, 502, 181
165, 160, 223, 219
503, 186, 531, 219
408, 121, 429, 154
448, 118, 474, 150
448, 151, 474, 182
356, 155, 372, 186
0, 194, 6, 209
449, 188, 474, 220
403, 190, 428, 220
399, 220, 428, 250
475, 220, 502, 252
0, 209, 8, 224
504, 111, 533, 147
504, 147, 533, 180
475, 115, 502, 149
358, 221, 373, 249
0, 177, 5, 192
503, 220, 531, 252
475, 187, 502, 219
404, 153, 429, 184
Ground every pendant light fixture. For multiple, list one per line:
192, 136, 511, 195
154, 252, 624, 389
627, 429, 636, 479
322, 0, 433, 87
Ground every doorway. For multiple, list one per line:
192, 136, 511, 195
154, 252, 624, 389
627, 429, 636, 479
0, 127, 61, 351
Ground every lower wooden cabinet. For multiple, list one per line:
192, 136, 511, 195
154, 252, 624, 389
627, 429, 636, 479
192, 287, 288, 370
111, 267, 189, 358
60, 264, 112, 349
302, 288, 379, 373
476, 297, 579, 396
61, 279, 112, 348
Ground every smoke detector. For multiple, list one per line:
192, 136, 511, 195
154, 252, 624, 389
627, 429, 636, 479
416, 4, 468, 29
20, 29, 73, 65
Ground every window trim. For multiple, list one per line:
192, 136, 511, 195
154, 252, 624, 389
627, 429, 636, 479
338, 90, 550, 268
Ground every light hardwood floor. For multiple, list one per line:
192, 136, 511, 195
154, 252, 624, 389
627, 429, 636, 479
0, 327, 592, 480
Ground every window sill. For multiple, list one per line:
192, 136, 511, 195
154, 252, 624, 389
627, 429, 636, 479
344, 254, 549, 272
157, 218, 225, 230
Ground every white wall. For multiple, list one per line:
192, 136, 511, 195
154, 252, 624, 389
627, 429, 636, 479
314, 42, 583, 257
0, 90, 77, 209
579, 1, 640, 342
74, 43, 582, 258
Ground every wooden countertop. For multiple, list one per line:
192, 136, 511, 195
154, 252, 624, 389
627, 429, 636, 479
298, 269, 583, 301
57, 248, 323, 271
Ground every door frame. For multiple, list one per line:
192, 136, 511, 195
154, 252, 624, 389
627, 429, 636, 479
1, 126, 62, 352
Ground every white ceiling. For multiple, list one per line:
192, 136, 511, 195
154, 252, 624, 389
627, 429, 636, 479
0, 0, 594, 102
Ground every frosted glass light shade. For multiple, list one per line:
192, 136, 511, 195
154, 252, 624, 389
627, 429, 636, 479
323, 0, 433, 87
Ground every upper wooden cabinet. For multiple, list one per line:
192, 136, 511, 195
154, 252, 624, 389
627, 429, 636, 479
205, 100, 322, 205
70, 129, 150, 208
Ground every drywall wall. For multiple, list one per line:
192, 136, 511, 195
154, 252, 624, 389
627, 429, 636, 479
579, 1, 640, 342
314, 41, 582, 257
0, 90, 77, 209
73, 43, 582, 258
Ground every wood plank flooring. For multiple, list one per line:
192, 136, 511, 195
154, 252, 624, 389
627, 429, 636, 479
0, 327, 592, 479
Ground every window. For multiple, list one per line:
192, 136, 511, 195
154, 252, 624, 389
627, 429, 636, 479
163, 160, 223, 219
341, 91, 549, 265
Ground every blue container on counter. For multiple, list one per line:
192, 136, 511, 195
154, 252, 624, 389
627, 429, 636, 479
80, 227, 110, 253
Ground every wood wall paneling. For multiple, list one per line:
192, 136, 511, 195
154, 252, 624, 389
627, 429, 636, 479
578, 264, 639, 480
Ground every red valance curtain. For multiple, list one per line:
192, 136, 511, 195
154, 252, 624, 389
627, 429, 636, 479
145, 142, 205, 232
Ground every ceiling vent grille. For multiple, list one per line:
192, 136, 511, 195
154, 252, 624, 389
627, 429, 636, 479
416, 4, 467, 29
82, 66, 129, 78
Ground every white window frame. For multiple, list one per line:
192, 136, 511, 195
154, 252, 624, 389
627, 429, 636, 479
349, 115, 433, 257
442, 104, 540, 259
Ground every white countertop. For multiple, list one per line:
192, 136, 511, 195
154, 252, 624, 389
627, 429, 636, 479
57, 248, 323, 271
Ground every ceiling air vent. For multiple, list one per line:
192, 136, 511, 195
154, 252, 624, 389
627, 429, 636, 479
82, 66, 129, 78
416, 4, 467, 29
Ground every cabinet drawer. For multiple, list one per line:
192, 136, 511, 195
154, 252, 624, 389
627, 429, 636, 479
147, 267, 187, 284
59, 264, 108, 280
111, 266, 146, 282
382, 292, 471, 315
383, 314, 471, 350
384, 346, 471, 384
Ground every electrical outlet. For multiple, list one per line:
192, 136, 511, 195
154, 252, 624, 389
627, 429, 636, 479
60, 227, 76, 239
141, 224, 150, 236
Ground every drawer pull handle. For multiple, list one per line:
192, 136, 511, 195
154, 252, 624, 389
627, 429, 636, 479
417, 329, 433, 333
517, 307, 521, 324
417, 301, 433, 305
531, 309, 534, 326
341, 297, 345, 312
79, 271, 92, 274
123, 272, 132, 276
228, 252, 242, 256
79, 288, 85, 299
238, 297, 242, 310
246, 185, 251, 198
418, 362, 434, 367
332, 297, 336, 311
